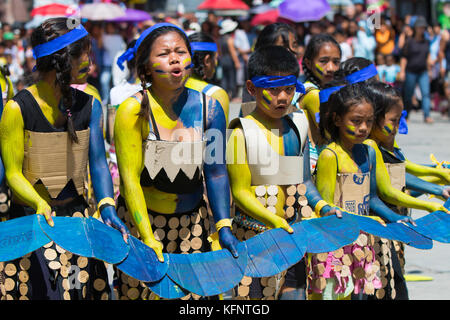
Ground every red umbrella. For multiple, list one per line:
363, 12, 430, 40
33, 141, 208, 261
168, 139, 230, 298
251, 9, 280, 26
31, 3, 77, 17
198, 0, 250, 10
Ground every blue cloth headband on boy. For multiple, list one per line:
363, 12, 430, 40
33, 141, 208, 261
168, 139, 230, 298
190, 42, 218, 53
32, 24, 89, 60
251, 75, 306, 94
117, 22, 190, 71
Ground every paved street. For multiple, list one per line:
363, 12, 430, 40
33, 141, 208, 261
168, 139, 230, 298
396, 109, 450, 300
229, 103, 450, 300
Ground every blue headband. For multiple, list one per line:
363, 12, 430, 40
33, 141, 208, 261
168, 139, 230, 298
251, 75, 306, 94
117, 22, 189, 71
319, 64, 379, 103
190, 42, 218, 53
345, 64, 378, 84
398, 110, 408, 134
33, 24, 88, 60
319, 85, 345, 103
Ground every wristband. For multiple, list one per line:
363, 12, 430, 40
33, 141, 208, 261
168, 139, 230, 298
314, 200, 329, 216
215, 219, 232, 232
97, 197, 116, 212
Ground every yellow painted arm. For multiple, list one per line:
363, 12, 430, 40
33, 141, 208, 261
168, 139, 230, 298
213, 87, 230, 125
299, 89, 320, 129
315, 147, 338, 206
114, 97, 164, 261
364, 139, 446, 213
0, 100, 53, 224
404, 159, 450, 185
226, 126, 292, 232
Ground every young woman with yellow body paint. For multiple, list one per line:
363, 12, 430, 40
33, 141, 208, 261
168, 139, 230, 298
298, 34, 342, 171
0, 18, 128, 300
113, 23, 238, 300
338, 57, 450, 186
227, 46, 341, 300
185, 32, 230, 125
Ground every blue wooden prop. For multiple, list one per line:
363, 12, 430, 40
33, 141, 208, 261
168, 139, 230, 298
343, 213, 433, 249
166, 242, 248, 297
84, 217, 130, 264
146, 275, 189, 299
240, 225, 308, 278
38, 216, 129, 264
0, 215, 51, 261
301, 214, 361, 253
115, 236, 168, 282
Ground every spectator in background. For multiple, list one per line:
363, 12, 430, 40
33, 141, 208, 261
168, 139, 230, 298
218, 19, 240, 102
89, 23, 104, 98
375, 52, 386, 79
376, 17, 395, 56
334, 29, 352, 62
399, 16, 433, 123
353, 20, 376, 62
382, 54, 401, 86
100, 22, 125, 105
234, 19, 252, 102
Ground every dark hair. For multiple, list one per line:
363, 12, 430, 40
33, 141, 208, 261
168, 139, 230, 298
126, 39, 137, 76
254, 23, 296, 52
319, 82, 373, 142
302, 33, 341, 89
188, 32, 216, 80
247, 45, 299, 80
31, 17, 91, 143
366, 81, 402, 127
336, 57, 378, 83
135, 26, 192, 120
318, 78, 350, 141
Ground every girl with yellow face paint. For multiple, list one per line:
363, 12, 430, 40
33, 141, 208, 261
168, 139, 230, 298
185, 32, 229, 125
312, 81, 447, 300
113, 23, 239, 300
298, 34, 342, 171
227, 45, 341, 300
366, 81, 450, 300
0, 17, 128, 300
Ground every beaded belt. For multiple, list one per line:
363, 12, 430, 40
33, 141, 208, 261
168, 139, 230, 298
233, 212, 268, 233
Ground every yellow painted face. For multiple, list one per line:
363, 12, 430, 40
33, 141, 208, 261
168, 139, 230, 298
307, 43, 340, 85
371, 101, 403, 146
148, 31, 191, 90
71, 50, 91, 84
248, 73, 296, 119
337, 101, 374, 145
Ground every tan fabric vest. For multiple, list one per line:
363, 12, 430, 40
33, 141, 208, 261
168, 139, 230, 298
23, 129, 90, 198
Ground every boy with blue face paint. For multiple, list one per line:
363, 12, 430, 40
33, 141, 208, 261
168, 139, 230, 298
227, 45, 341, 300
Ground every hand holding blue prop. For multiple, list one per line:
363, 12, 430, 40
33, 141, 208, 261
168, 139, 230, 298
218, 227, 239, 258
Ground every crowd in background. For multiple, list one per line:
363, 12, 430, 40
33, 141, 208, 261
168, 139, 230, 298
0, 1, 449, 122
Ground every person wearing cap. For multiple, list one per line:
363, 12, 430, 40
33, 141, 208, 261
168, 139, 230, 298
0, 17, 128, 300
399, 16, 434, 123
218, 19, 240, 102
